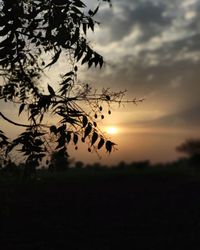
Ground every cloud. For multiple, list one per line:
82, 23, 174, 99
140, 105, 200, 128
87, 1, 200, 88
94, 0, 171, 44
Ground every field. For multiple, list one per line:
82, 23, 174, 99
1, 166, 200, 249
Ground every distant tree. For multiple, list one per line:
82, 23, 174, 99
117, 161, 126, 169
49, 150, 70, 171
176, 139, 200, 166
0, 129, 9, 167
176, 139, 200, 156
0, 0, 141, 172
75, 161, 84, 169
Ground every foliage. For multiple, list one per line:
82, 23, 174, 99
176, 139, 200, 157
0, 0, 140, 170
176, 139, 200, 167
48, 150, 70, 171
0, 129, 10, 167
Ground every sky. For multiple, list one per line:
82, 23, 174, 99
1, 0, 200, 165
75, 0, 200, 165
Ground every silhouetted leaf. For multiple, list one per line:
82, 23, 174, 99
91, 132, 98, 146
84, 123, 92, 138
76, 49, 84, 62
48, 84, 55, 96
63, 71, 74, 77
66, 132, 71, 143
98, 138, 105, 150
93, 5, 99, 16
105, 140, 115, 153
45, 49, 61, 68
82, 115, 88, 128
39, 113, 44, 123
73, 133, 78, 145
50, 125, 57, 134
59, 84, 70, 95
19, 103, 25, 116
0, 26, 10, 36
0, 32, 15, 48
88, 18, 94, 31
35, 139, 44, 146
60, 77, 72, 85
88, 6, 99, 17
71, 6, 83, 15
74, 0, 86, 8
99, 56, 104, 68
81, 50, 92, 65
82, 23, 87, 35
88, 10, 94, 16
88, 59, 93, 68
56, 136, 66, 149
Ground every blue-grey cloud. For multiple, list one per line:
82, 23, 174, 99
96, 0, 171, 43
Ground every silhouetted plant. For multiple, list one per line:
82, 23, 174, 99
0, 130, 9, 167
0, 0, 142, 173
75, 161, 84, 169
176, 139, 200, 167
49, 150, 70, 171
117, 161, 126, 169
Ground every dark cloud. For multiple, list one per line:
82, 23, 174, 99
140, 105, 200, 128
132, 2, 168, 25
96, 0, 171, 43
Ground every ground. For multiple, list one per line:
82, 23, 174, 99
1, 167, 200, 249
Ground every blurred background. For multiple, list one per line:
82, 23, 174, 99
1, 0, 200, 165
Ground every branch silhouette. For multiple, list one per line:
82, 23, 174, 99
0, 0, 141, 170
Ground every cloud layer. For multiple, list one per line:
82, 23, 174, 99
85, 0, 200, 130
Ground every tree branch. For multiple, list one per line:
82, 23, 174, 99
0, 112, 49, 128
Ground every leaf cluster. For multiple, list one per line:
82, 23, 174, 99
0, 0, 124, 169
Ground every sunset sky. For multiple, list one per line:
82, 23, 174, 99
1, 0, 200, 165
77, 0, 200, 165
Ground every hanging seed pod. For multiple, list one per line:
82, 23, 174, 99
105, 95, 110, 101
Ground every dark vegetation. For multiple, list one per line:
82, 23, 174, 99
1, 140, 200, 249
176, 138, 200, 167
1, 165, 200, 250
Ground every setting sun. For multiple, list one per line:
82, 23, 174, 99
106, 127, 118, 135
